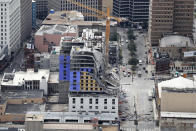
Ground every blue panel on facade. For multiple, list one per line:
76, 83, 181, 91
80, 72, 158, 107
80, 68, 92, 73
59, 55, 71, 81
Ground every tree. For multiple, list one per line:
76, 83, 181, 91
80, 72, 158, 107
128, 43, 136, 52
127, 29, 135, 40
128, 57, 138, 65
119, 48, 123, 64
131, 65, 137, 71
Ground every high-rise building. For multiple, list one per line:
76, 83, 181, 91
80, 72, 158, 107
0, 0, 21, 55
148, 0, 194, 46
20, 0, 32, 43
35, 0, 48, 20
113, 0, 149, 25
32, 0, 37, 28
48, 0, 102, 21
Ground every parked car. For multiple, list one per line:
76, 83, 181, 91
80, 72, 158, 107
123, 72, 127, 77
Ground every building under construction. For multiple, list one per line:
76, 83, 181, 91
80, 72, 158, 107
59, 28, 106, 92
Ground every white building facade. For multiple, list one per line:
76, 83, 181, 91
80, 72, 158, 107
0, 0, 21, 55
1, 69, 50, 95
69, 94, 118, 115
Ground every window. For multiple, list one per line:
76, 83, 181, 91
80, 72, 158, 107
72, 106, 75, 109
104, 106, 107, 109
95, 106, 98, 109
89, 106, 92, 109
95, 99, 98, 104
80, 106, 83, 109
112, 99, 115, 104
112, 106, 115, 109
72, 98, 75, 104
104, 99, 107, 104
80, 98, 83, 104
89, 98, 92, 104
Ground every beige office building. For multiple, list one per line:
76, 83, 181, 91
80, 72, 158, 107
48, 0, 102, 21
148, 0, 194, 46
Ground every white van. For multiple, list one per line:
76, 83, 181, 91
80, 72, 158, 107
139, 60, 142, 65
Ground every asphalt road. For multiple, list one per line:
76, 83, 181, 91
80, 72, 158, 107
4, 48, 24, 73
118, 28, 157, 130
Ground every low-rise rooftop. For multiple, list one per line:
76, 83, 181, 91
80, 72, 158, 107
1, 69, 50, 86
35, 24, 77, 36
48, 72, 59, 83
5, 104, 45, 114
0, 91, 43, 100
160, 35, 194, 47
42, 11, 117, 26
158, 76, 196, 98
25, 114, 44, 122
43, 123, 94, 130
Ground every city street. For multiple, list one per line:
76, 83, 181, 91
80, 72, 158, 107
118, 28, 157, 130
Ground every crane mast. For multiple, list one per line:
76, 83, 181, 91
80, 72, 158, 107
66, 0, 121, 66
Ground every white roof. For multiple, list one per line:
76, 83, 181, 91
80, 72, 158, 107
1, 69, 50, 86
0, 0, 13, 3
35, 25, 77, 36
160, 35, 194, 47
161, 111, 196, 119
158, 76, 196, 98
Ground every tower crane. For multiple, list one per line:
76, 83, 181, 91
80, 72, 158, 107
66, 0, 122, 66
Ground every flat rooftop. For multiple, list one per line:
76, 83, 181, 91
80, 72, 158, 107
1, 69, 50, 86
5, 104, 45, 114
42, 11, 117, 26
25, 114, 44, 122
48, 72, 59, 83
45, 104, 69, 112
35, 24, 77, 36
0, 91, 43, 100
43, 123, 94, 130
158, 76, 196, 98
160, 35, 194, 47
161, 111, 196, 119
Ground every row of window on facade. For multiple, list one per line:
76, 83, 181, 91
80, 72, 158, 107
72, 98, 116, 105
0, 4, 6, 7
0, 8, 6, 11
72, 105, 116, 110
80, 87, 102, 91
170, 66, 196, 70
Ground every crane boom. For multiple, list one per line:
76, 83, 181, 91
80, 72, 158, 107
65, 0, 122, 66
